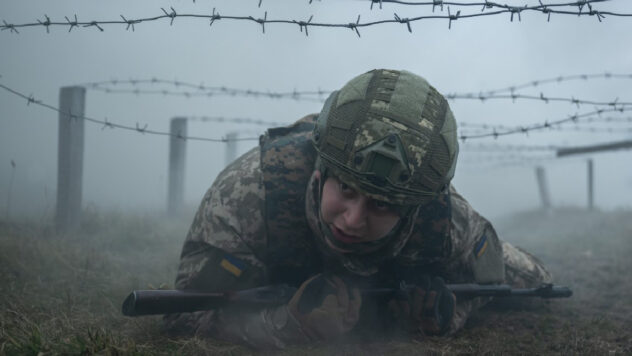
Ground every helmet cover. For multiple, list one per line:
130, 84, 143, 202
313, 69, 459, 206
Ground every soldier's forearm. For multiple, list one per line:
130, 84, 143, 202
209, 305, 312, 349
447, 296, 492, 335
164, 305, 311, 349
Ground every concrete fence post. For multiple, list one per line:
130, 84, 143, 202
535, 166, 551, 210
587, 159, 594, 210
55, 86, 86, 232
167, 118, 187, 217
224, 132, 238, 167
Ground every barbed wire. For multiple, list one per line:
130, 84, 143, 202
461, 125, 632, 135
187, 115, 288, 126
459, 114, 632, 135
0, 82, 260, 143
368, 0, 608, 10
459, 153, 559, 168
1, 80, 629, 143
446, 92, 632, 108
80, 74, 632, 108
452, 72, 632, 97
457, 107, 630, 140
544, 125, 632, 133
82, 79, 327, 102
460, 115, 632, 130
460, 142, 561, 152
1, 0, 628, 35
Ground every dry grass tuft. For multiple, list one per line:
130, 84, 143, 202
1, 207, 631, 355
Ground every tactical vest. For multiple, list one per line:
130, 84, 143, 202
260, 115, 453, 286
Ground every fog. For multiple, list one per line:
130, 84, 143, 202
1, 0, 631, 221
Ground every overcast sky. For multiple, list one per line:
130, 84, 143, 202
1, 0, 631, 220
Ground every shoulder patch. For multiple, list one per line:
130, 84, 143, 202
220, 254, 246, 277
470, 229, 505, 284
474, 234, 489, 258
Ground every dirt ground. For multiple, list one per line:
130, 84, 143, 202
0, 207, 630, 355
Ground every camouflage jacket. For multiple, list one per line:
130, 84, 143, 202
165, 115, 506, 348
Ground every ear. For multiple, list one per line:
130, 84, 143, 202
313, 170, 321, 182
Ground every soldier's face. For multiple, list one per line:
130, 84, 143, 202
319, 173, 400, 243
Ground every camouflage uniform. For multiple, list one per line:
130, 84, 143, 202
164, 115, 552, 349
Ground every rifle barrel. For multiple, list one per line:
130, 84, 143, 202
122, 290, 227, 316
122, 283, 572, 317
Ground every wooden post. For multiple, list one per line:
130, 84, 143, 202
587, 159, 594, 210
55, 86, 86, 232
224, 132, 238, 167
535, 166, 551, 209
167, 118, 187, 217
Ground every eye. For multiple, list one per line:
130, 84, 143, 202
371, 199, 393, 212
339, 182, 353, 193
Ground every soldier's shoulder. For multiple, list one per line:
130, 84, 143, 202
214, 145, 262, 190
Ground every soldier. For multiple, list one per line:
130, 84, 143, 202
164, 69, 552, 348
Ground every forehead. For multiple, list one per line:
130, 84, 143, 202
325, 175, 390, 203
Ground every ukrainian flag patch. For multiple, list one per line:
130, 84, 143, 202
474, 234, 489, 258
220, 254, 246, 277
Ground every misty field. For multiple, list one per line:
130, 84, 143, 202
1, 208, 631, 355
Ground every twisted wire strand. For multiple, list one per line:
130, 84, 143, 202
0, 83, 260, 142
459, 113, 632, 132
458, 107, 629, 140
1, 0, 627, 35
187, 115, 288, 126
451, 72, 632, 97
460, 142, 562, 151
82, 79, 327, 102
1, 80, 629, 142
446, 92, 631, 108
81, 74, 632, 107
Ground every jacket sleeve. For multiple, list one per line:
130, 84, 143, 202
443, 185, 505, 334
163, 147, 311, 349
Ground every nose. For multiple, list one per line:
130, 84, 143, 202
342, 196, 368, 231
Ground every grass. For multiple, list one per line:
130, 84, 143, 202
0, 207, 631, 355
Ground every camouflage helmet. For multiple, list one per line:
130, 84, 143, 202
312, 69, 459, 206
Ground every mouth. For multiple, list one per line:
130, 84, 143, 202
330, 225, 361, 244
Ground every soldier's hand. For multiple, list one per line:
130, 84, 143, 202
287, 274, 362, 340
387, 276, 456, 336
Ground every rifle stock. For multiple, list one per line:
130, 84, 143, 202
122, 283, 572, 317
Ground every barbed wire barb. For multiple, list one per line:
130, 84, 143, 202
349, 15, 361, 37
209, 8, 220, 27
120, 15, 140, 31
135, 123, 148, 133
370, 0, 384, 10
257, 11, 267, 33
448, 7, 460, 29
394, 13, 413, 32
26, 94, 39, 106
2, 20, 19, 34
37, 15, 51, 33
85, 21, 104, 32
64, 15, 79, 33
482, 0, 493, 12
509, 6, 525, 22
101, 118, 114, 130
161, 7, 178, 26
434, 0, 445, 12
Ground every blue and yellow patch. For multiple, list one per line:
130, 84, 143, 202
220, 254, 246, 277
474, 234, 489, 258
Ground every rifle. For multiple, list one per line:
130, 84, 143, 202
122, 283, 572, 317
